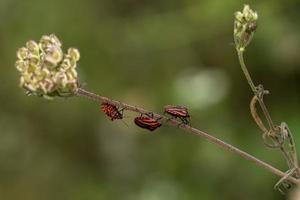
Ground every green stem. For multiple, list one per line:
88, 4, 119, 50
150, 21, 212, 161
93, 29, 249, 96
237, 50, 257, 93
237, 50, 275, 130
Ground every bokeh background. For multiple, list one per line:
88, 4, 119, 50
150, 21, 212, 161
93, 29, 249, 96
1, 0, 300, 199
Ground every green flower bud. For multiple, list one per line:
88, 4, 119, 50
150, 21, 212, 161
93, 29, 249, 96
234, 5, 258, 51
15, 34, 81, 99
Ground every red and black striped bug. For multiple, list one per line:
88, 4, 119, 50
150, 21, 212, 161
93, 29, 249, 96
134, 114, 162, 131
164, 105, 190, 125
101, 102, 124, 121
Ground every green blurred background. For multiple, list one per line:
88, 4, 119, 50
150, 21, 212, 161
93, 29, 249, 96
0, 0, 300, 199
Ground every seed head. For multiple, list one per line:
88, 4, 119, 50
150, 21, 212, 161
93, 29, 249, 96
234, 5, 258, 51
15, 34, 80, 99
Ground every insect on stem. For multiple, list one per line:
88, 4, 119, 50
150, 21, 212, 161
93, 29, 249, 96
76, 88, 300, 186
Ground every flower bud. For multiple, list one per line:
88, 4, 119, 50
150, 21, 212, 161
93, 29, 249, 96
234, 5, 258, 51
68, 48, 80, 62
15, 34, 80, 99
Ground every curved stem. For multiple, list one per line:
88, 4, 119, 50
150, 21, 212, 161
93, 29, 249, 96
237, 50, 275, 131
76, 87, 300, 185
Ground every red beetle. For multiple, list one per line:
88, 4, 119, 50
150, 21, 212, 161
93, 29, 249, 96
101, 102, 123, 121
134, 115, 162, 131
164, 105, 190, 124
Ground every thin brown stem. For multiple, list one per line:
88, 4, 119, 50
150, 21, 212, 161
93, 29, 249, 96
250, 95, 268, 133
76, 87, 300, 185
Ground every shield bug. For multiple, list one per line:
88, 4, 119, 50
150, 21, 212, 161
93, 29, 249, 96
101, 102, 124, 121
164, 105, 190, 124
134, 115, 162, 131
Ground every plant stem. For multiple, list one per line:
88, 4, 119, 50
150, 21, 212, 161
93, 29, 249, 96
76, 87, 300, 185
237, 50, 275, 131
237, 50, 257, 93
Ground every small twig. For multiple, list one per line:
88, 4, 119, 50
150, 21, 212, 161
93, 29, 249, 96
76, 87, 300, 185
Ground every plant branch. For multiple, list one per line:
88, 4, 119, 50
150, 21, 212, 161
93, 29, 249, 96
76, 87, 300, 185
236, 49, 300, 191
237, 50, 275, 130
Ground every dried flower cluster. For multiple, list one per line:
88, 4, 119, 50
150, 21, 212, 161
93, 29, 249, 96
15, 34, 80, 99
234, 5, 258, 51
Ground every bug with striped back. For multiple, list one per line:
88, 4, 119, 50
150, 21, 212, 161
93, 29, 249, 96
134, 114, 162, 131
164, 105, 190, 125
101, 102, 124, 121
